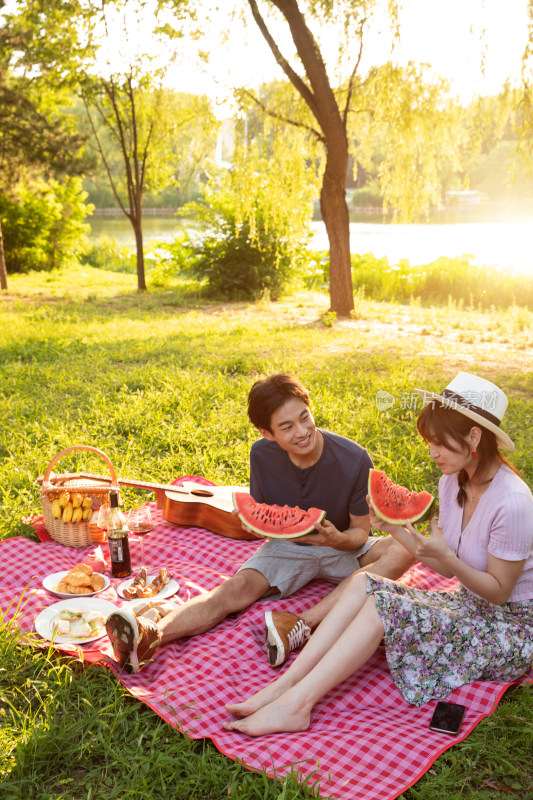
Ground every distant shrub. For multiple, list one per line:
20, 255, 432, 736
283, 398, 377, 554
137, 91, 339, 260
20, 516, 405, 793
0, 177, 92, 273
172, 125, 318, 300
349, 253, 533, 309
302, 251, 331, 289
303, 250, 533, 309
350, 185, 384, 208
181, 206, 302, 300
80, 234, 136, 273
148, 233, 194, 287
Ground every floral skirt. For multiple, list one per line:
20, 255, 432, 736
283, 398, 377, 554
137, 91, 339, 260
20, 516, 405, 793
366, 574, 533, 706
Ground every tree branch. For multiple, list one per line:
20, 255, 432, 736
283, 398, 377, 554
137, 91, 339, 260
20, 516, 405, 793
102, 76, 137, 218
247, 0, 320, 120
269, 0, 344, 136
238, 87, 325, 142
82, 94, 130, 219
343, 15, 367, 126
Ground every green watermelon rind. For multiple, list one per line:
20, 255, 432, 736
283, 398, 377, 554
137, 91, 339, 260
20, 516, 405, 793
232, 492, 326, 539
368, 469, 436, 526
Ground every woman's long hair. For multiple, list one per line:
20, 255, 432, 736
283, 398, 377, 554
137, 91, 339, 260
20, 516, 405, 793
417, 402, 518, 506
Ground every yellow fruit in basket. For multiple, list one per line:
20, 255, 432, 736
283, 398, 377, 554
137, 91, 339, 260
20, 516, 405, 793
51, 499, 62, 519
62, 501, 74, 523
82, 507, 93, 522
72, 506, 83, 523
58, 491, 70, 508
71, 492, 83, 509
82, 496, 94, 509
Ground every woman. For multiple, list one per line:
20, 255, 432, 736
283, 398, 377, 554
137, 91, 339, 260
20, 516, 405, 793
223, 372, 533, 736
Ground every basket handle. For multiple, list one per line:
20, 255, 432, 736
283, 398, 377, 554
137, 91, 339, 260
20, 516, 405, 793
41, 445, 118, 490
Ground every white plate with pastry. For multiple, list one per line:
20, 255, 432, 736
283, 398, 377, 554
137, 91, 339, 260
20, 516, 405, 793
42, 569, 110, 598
118, 569, 179, 601
34, 598, 117, 644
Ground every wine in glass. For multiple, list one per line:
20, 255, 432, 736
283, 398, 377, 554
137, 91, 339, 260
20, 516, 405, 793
127, 506, 153, 569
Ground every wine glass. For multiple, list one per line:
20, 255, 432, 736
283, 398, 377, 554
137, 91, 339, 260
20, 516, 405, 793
127, 506, 153, 569
97, 502, 110, 531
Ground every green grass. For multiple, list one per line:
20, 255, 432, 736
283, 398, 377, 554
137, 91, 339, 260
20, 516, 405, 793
0, 267, 532, 799
302, 251, 533, 310
347, 253, 533, 309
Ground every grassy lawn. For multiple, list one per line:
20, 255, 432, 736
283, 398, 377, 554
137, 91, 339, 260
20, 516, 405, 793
0, 265, 532, 799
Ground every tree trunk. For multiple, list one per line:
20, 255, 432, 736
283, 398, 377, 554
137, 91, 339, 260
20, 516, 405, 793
133, 218, 146, 291
246, 0, 355, 317
320, 143, 354, 317
0, 218, 8, 291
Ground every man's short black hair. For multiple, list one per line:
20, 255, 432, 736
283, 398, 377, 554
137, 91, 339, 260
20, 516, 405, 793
247, 374, 310, 432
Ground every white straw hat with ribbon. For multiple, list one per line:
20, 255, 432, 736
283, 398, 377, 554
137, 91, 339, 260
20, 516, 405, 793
416, 372, 514, 450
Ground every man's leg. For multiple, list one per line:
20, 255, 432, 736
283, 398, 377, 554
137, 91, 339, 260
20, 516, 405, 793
159, 568, 271, 644
265, 536, 413, 665
106, 568, 271, 672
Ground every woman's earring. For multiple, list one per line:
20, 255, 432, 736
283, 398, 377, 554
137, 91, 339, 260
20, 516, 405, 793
471, 450, 478, 459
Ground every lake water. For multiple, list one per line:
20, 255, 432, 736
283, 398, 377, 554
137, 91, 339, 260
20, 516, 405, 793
87, 212, 533, 276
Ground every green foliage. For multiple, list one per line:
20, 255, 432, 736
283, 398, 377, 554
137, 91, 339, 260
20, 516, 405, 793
350, 184, 384, 208
178, 126, 319, 300
81, 86, 214, 210
305, 251, 533, 309
354, 63, 461, 221
80, 234, 136, 273
148, 231, 195, 287
321, 310, 337, 327
351, 253, 533, 308
179, 204, 297, 300
0, 177, 92, 273
2, 0, 204, 292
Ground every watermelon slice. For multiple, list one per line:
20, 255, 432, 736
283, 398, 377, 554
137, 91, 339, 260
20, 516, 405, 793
368, 469, 435, 525
232, 493, 326, 539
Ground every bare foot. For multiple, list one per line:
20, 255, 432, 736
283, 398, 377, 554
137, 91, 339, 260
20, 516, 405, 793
223, 693, 311, 736
225, 677, 289, 718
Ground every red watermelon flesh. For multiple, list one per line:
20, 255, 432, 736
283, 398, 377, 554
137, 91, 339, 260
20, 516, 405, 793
232, 492, 326, 539
368, 469, 435, 525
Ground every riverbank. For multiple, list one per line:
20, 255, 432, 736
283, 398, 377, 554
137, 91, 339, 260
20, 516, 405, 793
86, 212, 533, 275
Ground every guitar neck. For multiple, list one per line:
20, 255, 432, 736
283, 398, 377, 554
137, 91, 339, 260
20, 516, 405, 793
76, 472, 186, 494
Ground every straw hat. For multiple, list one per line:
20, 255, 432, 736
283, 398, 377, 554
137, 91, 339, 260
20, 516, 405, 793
416, 372, 514, 450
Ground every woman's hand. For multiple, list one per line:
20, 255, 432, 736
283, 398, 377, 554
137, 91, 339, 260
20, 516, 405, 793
368, 498, 410, 537
368, 504, 416, 555
368, 512, 404, 537
405, 518, 453, 562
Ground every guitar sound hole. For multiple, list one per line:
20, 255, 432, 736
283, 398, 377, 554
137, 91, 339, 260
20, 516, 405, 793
190, 489, 214, 497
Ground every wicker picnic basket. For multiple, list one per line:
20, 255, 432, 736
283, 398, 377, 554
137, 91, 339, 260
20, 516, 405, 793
40, 445, 118, 547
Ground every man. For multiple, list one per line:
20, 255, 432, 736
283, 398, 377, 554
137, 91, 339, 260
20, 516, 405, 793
106, 374, 413, 672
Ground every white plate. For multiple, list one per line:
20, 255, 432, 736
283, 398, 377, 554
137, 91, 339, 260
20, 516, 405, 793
117, 575, 179, 601
34, 598, 118, 645
42, 570, 110, 599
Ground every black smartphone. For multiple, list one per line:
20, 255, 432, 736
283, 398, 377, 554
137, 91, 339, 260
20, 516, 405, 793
428, 701, 466, 735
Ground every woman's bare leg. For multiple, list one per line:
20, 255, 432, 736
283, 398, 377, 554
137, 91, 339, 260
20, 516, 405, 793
224, 596, 384, 735
226, 572, 371, 718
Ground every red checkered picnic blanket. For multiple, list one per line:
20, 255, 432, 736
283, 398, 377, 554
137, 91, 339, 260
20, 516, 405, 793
4, 485, 532, 800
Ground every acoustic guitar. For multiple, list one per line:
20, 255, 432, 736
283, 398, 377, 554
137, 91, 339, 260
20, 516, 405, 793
163, 482, 255, 540
37, 471, 256, 541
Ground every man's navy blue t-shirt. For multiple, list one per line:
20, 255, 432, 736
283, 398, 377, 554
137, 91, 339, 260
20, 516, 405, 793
249, 428, 373, 532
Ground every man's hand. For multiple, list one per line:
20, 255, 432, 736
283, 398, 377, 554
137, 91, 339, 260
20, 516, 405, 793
296, 513, 370, 551
295, 517, 345, 547
231, 507, 265, 540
